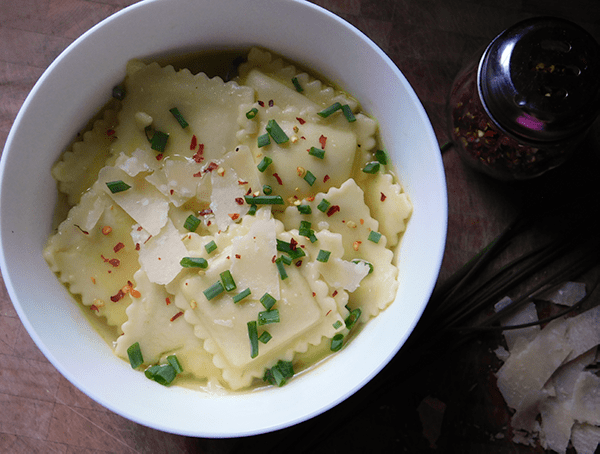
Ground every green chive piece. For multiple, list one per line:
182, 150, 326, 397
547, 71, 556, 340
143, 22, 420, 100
276, 239, 306, 260
292, 76, 303, 92
248, 321, 259, 358
180, 257, 208, 268
299, 220, 317, 243
246, 107, 258, 119
257, 156, 273, 172
127, 342, 144, 369
258, 331, 272, 344
309, 147, 325, 159
333, 320, 343, 329
244, 195, 284, 205
266, 119, 289, 144
220, 270, 237, 292
233, 287, 251, 304
257, 133, 271, 148
345, 308, 362, 330
375, 149, 389, 165
368, 230, 382, 243
169, 107, 189, 128
318, 102, 342, 118
203, 281, 225, 300
341, 104, 356, 122
280, 254, 292, 266
297, 204, 312, 214
304, 170, 316, 186
353, 259, 374, 274
317, 250, 331, 263
262, 184, 273, 195
167, 355, 184, 374
248, 204, 257, 215
263, 360, 295, 387
330, 333, 344, 352
260, 293, 277, 310
205, 240, 217, 254
106, 180, 131, 194
144, 364, 177, 386
258, 309, 280, 325
317, 198, 331, 212
112, 85, 126, 100
275, 257, 288, 280
150, 130, 169, 152
183, 214, 201, 232
362, 161, 380, 174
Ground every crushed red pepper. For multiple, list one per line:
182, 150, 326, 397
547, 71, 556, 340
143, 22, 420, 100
113, 242, 125, 253
192, 144, 205, 163
190, 134, 197, 150
272, 173, 283, 185
111, 289, 125, 302
327, 205, 340, 217
319, 135, 327, 149
170, 311, 184, 322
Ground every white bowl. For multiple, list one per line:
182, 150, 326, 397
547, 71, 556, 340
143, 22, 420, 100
0, 0, 447, 437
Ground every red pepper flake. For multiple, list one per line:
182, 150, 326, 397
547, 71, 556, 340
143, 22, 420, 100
327, 205, 340, 217
290, 238, 299, 251
102, 225, 112, 235
156, 153, 164, 161
268, 99, 274, 107
296, 117, 306, 125
272, 255, 277, 263
204, 161, 218, 173
192, 144, 205, 163
165, 297, 172, 305
272, 173, 283, 185
258, 100, 265, 107
235, 197, 245, 205
235, 254, 241, 259
130, 288, 141, 298
106, 129, 115, 136
295, 260, 302, 267
135, 243, 140, 251
319, 134, 327, 149
90, 304, 99, 312
111, 290, 125, 302
170, 189, 174, 195
238, 179, 248, 185
332, 290, 338, 297
113, 242, 125, 253
380, 192, 387, 202
312, 292, 316, 297
109, 258, 120, 267
229, 213, 240, 221
91, 277, 96, 284
323, 174, 330, 183
170, 311, 184, 322
326, 310, 332, 316
245, 188, 253, 195
193, 171, 203, 177
144, 235, 152, 244
190, 134, 198, 150
199, 209, 213, 216
137, 226, 143, 231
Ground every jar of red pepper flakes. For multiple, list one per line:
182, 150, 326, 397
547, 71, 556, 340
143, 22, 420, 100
448, 17, 600, 180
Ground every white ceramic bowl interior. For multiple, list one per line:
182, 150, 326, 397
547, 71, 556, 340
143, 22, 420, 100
0, 0, 447, 437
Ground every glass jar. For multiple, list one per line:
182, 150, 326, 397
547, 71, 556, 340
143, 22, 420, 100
448, 17, 600, 180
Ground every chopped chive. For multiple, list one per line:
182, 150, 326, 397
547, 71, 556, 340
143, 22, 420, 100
292, 76, 303, 92
169, 107, 189, 128
127, 342, 144, 369
203, 280, 225, 300
262, 184, 273, 195
304, 170, 316, 186
257, 156, 273, 172
299, 220, 317, 243
333, 320, 343, 329
106, 180, 131, 194
260, 293, 277, 310
345, 308, 362, 330
317, 250, 331, 263
205, 240, 217, 254
309, 147, 325, 159
258, 133, 271, 148
247, 204, 257, 215
280, 254, 292, 266
318, 102, 342, 118
276, 239, 306, 260
266, 119, 289, 144
368, 230, 382, 243
330, 333, 344, 352
167, 355, 184, 374
275, 257, 288, 280
263, 360, 295, 387
317, 198, 331, 212
150, 130, 169, 152
233, 287, 251, 304
258, 309, 280, 325
144, 364, 177, 386
258, 331, 272, 344
220, 270, 237, 292
362, 161, 380, 174
112, 85, 126, 100
375, 149, 389, 165
246, 107, 258, 119
353, 259, 374, 274
244, 195, 284, 205
341, 104, 356, 122
297, 204, 312, 214
248, 321, 259, 358
180, 257, 208, 268
183, 214, 201, 232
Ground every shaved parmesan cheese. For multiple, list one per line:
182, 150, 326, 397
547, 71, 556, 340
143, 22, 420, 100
209, 160, 247, 230
318, 258, 370, 292
116, 148, 160, 176
572, 423, 600, 454
539, 281, 587, 307
138, 219, 187, 285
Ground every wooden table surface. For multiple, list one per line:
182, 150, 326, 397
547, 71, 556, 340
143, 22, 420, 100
2, 1, 600, 453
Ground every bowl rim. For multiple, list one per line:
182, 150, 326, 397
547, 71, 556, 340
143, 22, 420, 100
0, 0, 447, 437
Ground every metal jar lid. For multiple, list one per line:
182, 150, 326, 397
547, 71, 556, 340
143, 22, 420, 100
478, 16, 600, 143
